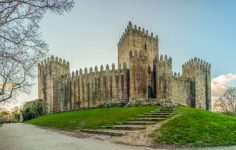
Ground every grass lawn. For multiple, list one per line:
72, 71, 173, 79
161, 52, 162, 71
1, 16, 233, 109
156, 107, 236, 147
26, 106, 157, 130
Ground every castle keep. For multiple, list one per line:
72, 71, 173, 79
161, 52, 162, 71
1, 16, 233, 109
38, 22, 211, 113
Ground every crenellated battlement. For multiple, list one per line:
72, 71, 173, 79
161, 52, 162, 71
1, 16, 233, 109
183, 57, 211, 72
70, 63, 128, 79
155, 55, 172, 76
38, 55, 70, 68
118, 21, 158, 46
156, 54, 172, 63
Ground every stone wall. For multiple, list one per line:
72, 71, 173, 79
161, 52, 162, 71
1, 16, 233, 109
169, 73, 191, 106
118, 22, 158, 71
129, 50, 149, 99
155, 55, 173, 99
38, 56, 70, 113
38, 22, 212, 113
155, 55, 211, 109
53, 63, 129, 112
182, 58, 211, 110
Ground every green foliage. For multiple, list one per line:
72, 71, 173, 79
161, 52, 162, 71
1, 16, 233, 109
26, 106, 156, 130
156, 107, 236, 147
23, 101, 45, 121
13, 113, 20, 121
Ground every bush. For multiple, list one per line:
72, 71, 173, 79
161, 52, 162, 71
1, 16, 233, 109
0, 118, 3, 124
22, 101, 45, 121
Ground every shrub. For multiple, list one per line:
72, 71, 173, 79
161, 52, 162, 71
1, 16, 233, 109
22, 101, 45, 121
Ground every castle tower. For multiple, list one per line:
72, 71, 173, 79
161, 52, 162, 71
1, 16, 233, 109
155, 55, 173, 99
118, 21, 159, 71
129, 50, 149, 99
38, 56, 70, 113
182, 58, 211, 110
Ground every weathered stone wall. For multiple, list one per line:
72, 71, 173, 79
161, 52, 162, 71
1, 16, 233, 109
169, 73, 191, 106
52, 63, 129, 112
129, 50, 149, 99
38, 56, 70, 113
118, 22, 158, 71
155, 55, 210, 109
182, 58, 211, 110
38, 22, 212, 113
155, 55, 173, 99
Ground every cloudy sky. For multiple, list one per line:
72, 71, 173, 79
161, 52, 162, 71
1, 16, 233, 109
2, 0, 236, 109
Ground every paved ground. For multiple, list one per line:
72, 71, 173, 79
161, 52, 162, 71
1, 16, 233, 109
0, 123, 156, 150
0, 123, 236, 150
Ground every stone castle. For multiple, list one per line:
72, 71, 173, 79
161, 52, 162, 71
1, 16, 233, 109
38, 22, 211, 113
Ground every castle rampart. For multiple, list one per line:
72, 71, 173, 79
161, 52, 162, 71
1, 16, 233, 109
40, 59, 130, 113
38, 22, 211, 113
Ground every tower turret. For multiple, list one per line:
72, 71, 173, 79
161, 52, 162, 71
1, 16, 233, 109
182, 57, 211, 110
155, 55, 173, 99
38, 56, 70, 113
118, 21, 159, 71
129, 50, 149, 99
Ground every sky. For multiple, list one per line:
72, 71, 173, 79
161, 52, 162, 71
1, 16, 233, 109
2, 0, 236, 109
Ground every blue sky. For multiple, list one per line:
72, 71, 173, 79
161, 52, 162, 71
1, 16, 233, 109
41, 0, 236, 76
2, 0, 236, 108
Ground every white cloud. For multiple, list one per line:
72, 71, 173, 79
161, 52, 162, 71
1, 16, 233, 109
211, 73, 236, 98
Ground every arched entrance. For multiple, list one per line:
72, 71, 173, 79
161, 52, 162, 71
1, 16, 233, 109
148, 86, 154, 98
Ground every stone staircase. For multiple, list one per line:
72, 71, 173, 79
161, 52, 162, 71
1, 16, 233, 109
80, 107, 176, 136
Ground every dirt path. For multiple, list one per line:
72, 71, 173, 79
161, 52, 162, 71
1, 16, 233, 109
0, 123, 154, 150
1, 123, 236, 150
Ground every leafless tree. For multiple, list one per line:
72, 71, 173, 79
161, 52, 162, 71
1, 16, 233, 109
213, 98, 231, 114
222, 87, 236, 113
214, 87, 236, 114
0, 0, 74, 103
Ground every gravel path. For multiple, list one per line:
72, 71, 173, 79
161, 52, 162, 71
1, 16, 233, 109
0, 123, 155, 150
0, 123, 236, 150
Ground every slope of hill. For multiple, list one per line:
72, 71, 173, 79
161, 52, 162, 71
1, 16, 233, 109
26, 106, 156, 130
156, 107, 236, 147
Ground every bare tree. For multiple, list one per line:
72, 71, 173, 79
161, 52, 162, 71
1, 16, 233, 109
222, 87, 236, 113
213, 98, 231, 114
0, 0, 74, 103
214, 87, 236, 114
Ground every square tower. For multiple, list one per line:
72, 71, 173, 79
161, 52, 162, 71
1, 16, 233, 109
38, 56, 70, 113
118, 22, 159, 71
182, 58, 211, 110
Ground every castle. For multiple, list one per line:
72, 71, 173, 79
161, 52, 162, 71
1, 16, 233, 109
38, 22, 211, 113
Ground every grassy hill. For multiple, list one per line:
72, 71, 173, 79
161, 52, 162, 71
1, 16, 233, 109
26, 106, 156, 130
156, 107, 236, 147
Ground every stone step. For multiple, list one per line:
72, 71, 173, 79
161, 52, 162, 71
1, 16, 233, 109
159, 110, 176, 113
121, 121, 157, 125
160, 110, 175, 112
101, 125, 145, 130
148, 112, 175, 115
80, 129, 126, 136
149, 110, 161, 113
149, 109, 175, 113
129, 118, 165, 121
138, 114, 170, 118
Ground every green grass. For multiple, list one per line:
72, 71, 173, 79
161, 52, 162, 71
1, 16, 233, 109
26, 106, 156, 130
156, 107, 236, 147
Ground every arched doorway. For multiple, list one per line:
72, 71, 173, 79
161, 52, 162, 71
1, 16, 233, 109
148, 86, 153, 98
